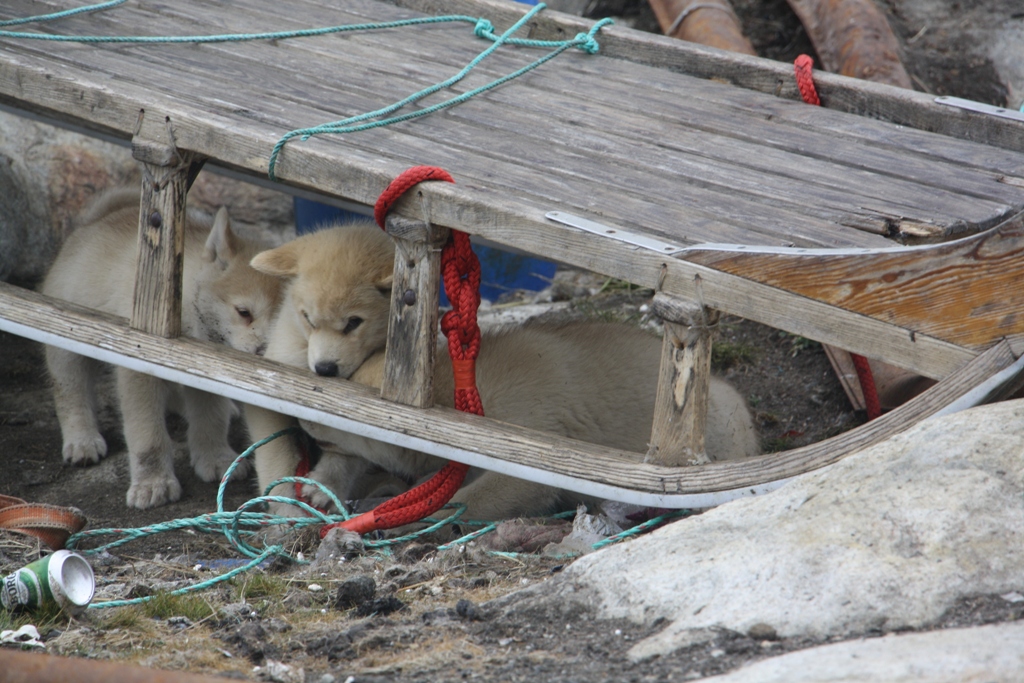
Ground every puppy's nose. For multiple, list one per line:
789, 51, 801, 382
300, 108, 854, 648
314, 361, 339, 377
254, 344, 267, 357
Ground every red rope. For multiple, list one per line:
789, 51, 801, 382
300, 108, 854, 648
793, 54, 820, 106
319, 166, 479, 538
793, 55, 881, 420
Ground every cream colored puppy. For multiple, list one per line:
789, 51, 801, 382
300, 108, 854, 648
243, 222, 396, 508
300, 321, 761, 520
41, 188, 282, 508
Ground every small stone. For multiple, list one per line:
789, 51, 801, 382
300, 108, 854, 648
455, 599, 479, 621
308, 584, 323, 592
747, 622, 778, 640
356, 596, 407, 617
318, 675, 336, 683
167, 616, 193, 629
334, 575, 376, 610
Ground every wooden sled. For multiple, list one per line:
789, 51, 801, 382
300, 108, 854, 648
0, 0, 1023, 507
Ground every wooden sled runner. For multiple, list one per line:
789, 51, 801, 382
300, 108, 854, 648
0, 0, 1023, 508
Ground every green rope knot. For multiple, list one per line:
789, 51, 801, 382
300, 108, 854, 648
575, 17, 614, 54
473, 18, 494, 38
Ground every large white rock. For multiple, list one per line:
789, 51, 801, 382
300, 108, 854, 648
698, 622, 1024, 683
513, 399, 1024, 660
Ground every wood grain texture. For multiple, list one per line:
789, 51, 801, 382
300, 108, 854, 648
0, 282, 1017, 495
646, 299, 720, 466
381, 215, 448, 407
0, 0, 1017, 376
684, 211, 1024, 349
130, 145, 193, 338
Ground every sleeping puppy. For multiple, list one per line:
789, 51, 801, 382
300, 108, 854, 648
299, 320, 761, 520
244, 221, 759, 521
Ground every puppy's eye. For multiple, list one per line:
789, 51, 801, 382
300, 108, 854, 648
302, 311, 316, 329
235, 306, 253, 324
343, 317, 363, 334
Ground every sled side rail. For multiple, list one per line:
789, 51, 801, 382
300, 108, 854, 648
1, 282, 1019, 508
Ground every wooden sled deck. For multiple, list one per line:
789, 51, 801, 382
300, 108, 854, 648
1, 0, 1023, 506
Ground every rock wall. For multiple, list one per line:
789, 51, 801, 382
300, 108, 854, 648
0, 110, 295, 286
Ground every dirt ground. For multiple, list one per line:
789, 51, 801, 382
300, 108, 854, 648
2, 0, 1021, 680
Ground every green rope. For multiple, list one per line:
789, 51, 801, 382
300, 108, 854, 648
0, 0, 126, 27
67, 426, 684, 608
268, 6, 614, 179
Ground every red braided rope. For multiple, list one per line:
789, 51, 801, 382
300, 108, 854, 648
793, 54, 820, 106
794, 55, 881, 420
319, 166, 478, 538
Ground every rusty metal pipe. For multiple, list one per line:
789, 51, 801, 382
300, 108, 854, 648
1, 649, 239, 683
647, 0, 756, 55
786, 0, 913, 88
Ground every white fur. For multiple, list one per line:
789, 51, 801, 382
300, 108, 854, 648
41, 188, 283, 508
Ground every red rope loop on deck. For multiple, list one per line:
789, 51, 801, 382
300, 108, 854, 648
794, 56, 881, 420
319, 166, 479, 538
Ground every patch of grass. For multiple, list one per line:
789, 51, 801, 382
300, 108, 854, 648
711, 340, 759, 370
0, 599, 66, 634
97, 606, 147, 631
778, 331, 821, 356
233, 572, 287, 602
141, 592, 215, 622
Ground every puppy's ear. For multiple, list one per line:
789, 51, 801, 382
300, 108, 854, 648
374, 274, 394, 297
251, 241, 300, 277
203, 207, 237, 268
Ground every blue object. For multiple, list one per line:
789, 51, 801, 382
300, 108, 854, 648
293, 196, 557, 304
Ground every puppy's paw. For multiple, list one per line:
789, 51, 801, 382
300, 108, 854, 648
62, 434, 107, 465
300, 480, 342, 513
126, 476, 182, 509
192, 448, 250, 483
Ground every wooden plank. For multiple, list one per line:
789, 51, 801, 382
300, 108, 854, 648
683, 210, 1024, 349
130, 138, 194, 338
0, 39, 884, 250
381, 214, 449, 407
6, 0, 1019, 242
0, 50, 977, 376
155, 0, 1022, 234
0, 17, 992, 375
0, 281, 1016, 498
646, 294, 720, 466
389, 0, 1024, 155
0, 4, 899, 247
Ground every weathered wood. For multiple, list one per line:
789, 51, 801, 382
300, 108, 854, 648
381, 213, 449, 407
0, 282, 1018, 498
391, 0, 1024, 153
0, 0, 1018, 378
647, 294, 721, 465
648, 0, 755, 55
786, 0, 912, 89
682, 210, 1024, 350
130, 132, 195, 338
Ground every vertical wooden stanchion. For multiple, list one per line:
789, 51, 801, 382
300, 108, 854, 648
129, 136, 198, 337
381, 215, 449, 407
646, 292, 721, 466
